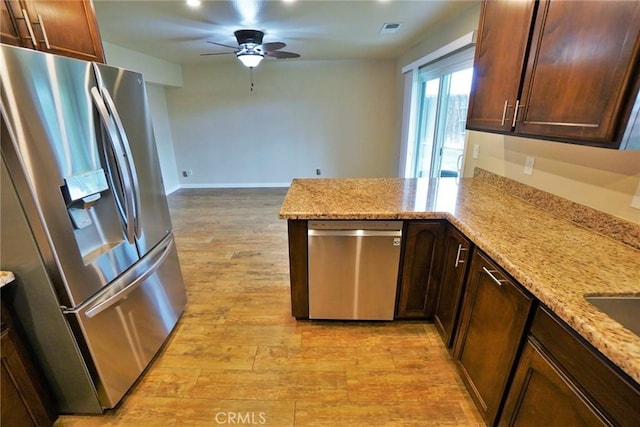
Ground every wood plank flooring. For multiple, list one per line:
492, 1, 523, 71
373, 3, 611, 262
54, 188, 483, 427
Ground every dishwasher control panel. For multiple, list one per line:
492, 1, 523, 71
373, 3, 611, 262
308, 220, 403, 231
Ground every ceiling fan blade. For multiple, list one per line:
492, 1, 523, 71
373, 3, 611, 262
200, 52, 236, 56
266, 50, 300, 59
262, 42, 285, 52
206, 41, 239, 50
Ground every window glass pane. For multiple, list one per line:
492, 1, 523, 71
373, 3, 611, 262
414, 78, 440, 178
440, 68, 473, 175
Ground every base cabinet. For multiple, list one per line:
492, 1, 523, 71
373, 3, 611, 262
433, 225, 472, 349
1, 296, 56, 427
499, 338, 606, 426
396, 221, 445, 319
453, 249, 535, 426
500, 305, 640, 426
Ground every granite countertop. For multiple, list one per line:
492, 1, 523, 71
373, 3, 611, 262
279, 177, 640, 384
0, 271, 15, 288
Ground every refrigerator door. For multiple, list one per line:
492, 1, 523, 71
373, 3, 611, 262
94, 63, 174, 256
68, 233, 186, 408
0, 45, 140, 307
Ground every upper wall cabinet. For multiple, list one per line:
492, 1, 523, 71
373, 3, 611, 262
1, 0, 105, 63
466, 0, 640, 149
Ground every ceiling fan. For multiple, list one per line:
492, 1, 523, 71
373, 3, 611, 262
201, 29, 301, 68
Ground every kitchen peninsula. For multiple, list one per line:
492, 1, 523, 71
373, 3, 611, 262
279, 171, 640, 425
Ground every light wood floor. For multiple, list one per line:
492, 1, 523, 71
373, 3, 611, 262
55, 188, 483, 427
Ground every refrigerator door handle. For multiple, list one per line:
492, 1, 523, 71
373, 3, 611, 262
84, 238, 174, 318
100, 88, 142, 240
90, 87, 136, 243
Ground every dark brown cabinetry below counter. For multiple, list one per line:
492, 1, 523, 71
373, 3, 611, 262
0, 0, 105, 63
453, 249, 535, 426
396, 221, 445, 319
500, 306, 640, 426
467, 0, 640, 149
1, 293, 56, 427
433, 225, 472, 350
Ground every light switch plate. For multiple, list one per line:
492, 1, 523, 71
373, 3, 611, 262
631, 180, 640, 210
472, 144, 479, 159
524, 156, 535, 175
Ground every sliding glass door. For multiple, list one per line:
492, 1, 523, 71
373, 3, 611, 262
411, 49, 474, 179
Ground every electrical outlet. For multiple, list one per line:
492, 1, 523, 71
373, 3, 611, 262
524, 156, 535, 175
182, 170, 188, 177
472, 144, 479, 159
316, 168, 322, 176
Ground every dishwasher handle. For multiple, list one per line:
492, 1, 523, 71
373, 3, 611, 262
308, 229, 402, 237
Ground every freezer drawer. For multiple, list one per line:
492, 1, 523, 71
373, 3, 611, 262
307, 221, 402, 320
67, 235, 186, 408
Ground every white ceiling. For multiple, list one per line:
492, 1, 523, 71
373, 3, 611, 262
93, 0, 478, 65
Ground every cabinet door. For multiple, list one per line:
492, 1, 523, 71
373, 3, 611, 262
466, 0, 536, 133
453, 249, 534, 426
396, 221, 445, 319
1, 1, 24, 46
516, 0, 640, 145
433, 225, 472, 349
499, 338, 606, 427
21, 0, 105, 62
0, 300, 56, 427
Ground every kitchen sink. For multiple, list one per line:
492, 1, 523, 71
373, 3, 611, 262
585, 295, 640, 336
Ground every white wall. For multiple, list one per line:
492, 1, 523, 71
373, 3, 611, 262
146, 84, 181, 194
103, 42, 183, 87
166, 60, 397, 187
102, 43, 183, 193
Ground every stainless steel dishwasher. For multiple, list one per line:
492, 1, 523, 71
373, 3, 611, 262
307, 220, 403, 320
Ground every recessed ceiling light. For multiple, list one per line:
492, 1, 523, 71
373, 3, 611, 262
186, 0, 201, 8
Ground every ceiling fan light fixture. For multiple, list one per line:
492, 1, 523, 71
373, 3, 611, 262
237, 51, 264, 68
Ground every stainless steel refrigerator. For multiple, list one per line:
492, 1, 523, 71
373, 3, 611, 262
0, 44, 187, 413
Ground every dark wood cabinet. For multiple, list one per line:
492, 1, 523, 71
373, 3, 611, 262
287, 220, 309, 319
1, 293, 56, 427
1, 0, 105, 63
396, 221, 445, 319
453, 249, 535, 426
433, 225, 472, 349
466, 0, 536, 133
0, 0, 22, 46
500, 337, 606, 426
500, 305, 640, 426
467, 0, 640, 149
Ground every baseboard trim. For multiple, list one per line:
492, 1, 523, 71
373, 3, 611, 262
165, 185, 181, 195
178, 182, 291, 189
